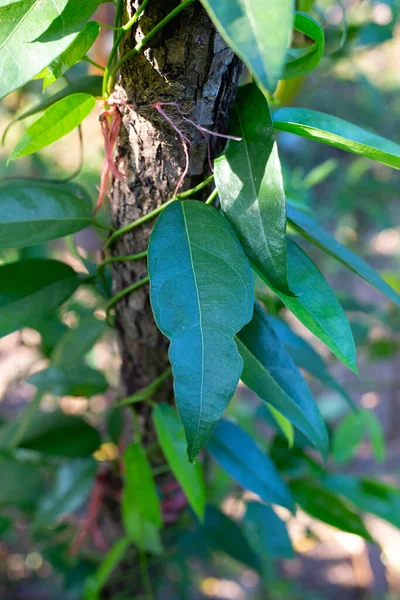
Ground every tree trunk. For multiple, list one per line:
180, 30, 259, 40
110, 0, 241, 411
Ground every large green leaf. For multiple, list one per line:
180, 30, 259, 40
287, 204, 400, 306
0, 454, 43, 507
0, 0, 84, 99
243, 501, 294, 560
42, 21, 100, 87
207, 419, 294, 511
148, 200, 254, 461
200, 0, 294, 92
322, 475, 400, 529
254, 238, 357, 372
28, 365, 108, 397
273, 108, 400, 169
122, 443, 163, 555
237, 303, 328, 458
51, 316, 106, 367
290, 479, 373, 540
36, 0, 103, 40
34, 458, 96, 529
153, 404, 206, 521
0, 259, 80, 339
0, 181, 93, 249
283, 12, 324, 79
10, 93, 95, 160
215, 84, 291, 294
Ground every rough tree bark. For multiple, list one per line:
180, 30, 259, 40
110, 0, 241, 417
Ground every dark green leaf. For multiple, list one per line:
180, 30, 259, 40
283, 12, 324, 79
243, 501, 294, 559
34, 459, 96, 529
0, 0, 83, 99
322, 475, 400, 528
287, 204, 400, 306
215, 83, 291, 294
237, 303, 328, 457
51, 316, 106, 367
290, 479, 373, 540
254, 238, 357, 372
200, 0, 294, 92
148, 200, 254, 461
0, 181, 93, 249
153, 404, 206, 520
202, 505, 261, 571
42, 22, 100, 87
0, 454, 43, 507
0, 259, 80, 339
273, 108, 400, 169
207, 419, 294, 511
28, 365, 108, 397
10, 93, 95, 160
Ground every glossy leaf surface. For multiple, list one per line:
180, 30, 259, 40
237, 303, 329, 457
215, 83, 291, 294
273, 108, 400, 169
149, 200, 254, 461
283, 12, 324, 79
254, 238, 357, 372
207, 419, 294, 511
153, 404, 206, 520
36, 0, 103, 40
0, 259, 80, 339
287, 204, 400, 306
0, 181, 92, 248
200, 0, 294, 92
10, 93, 95, 160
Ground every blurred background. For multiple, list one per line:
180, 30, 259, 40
0, 0, 399, 598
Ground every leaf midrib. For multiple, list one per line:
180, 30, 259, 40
0, 0, 40, 53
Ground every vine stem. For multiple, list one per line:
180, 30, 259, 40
106, 275, 150, 325
107, 0, 196, 95
119, 367, 172, 406
97, 250, 147, 284
139, 549, 154, 600
106, 174, 214, 248
205, 188, 218, 205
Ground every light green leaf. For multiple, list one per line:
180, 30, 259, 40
51, 316, 106, 367
333, 410, 385, 464
254, 238, 357, 372
287, 204, 400, 306
207, 419, 294, 511
34, 458, 96, 529
36, 0, 103, 40
268, 405, 294, 448
215, 83, 291, 294
0, 259, 80, 339
43, 21, 100, 88
148, 200, 254, 461
290, 479, 373, 540
84, 537, 130, 600
200, 0, 294, 92
0, 181, 93, 249
10, 93, 95, 160
122, 442, 163, 554
0, 0, 84, 100
273, 108, 400, 169
283, 12, 324, 79
243, 502, 294, 560
153, 404, 206, 521
237, 303, 328, 458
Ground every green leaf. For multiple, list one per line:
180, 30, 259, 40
42, 22, 100, 88
287, 204, 400, 307
51, 316, 106, 367
36, 0, 103, 40
153, 404, 206, 521
207, 419, 294, 511
28, 365, 108, 397
273, 108, 400, 169
243, 501, 294, 560
122, 442, 163, 554
148, 200, 254, 461
0, 454, 43, 507
200, 0, 294, 92
10, 93, 96, 160
202, 505, 261, 571
84, 537, 130, 600
322, 475, 400, 529
0, 181, 93, 249
0, 0, 85, 100
215, 83, 291, 294
290, 479, 373, 540
283, 12, 324, 79
269, 315, 356, 409
333, 410, 385, 464
34, 458, 96, 529
0, 259, 80, 339
237, 303, 329, 458
254, 238, 357, 372
267, 405, 295, 447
